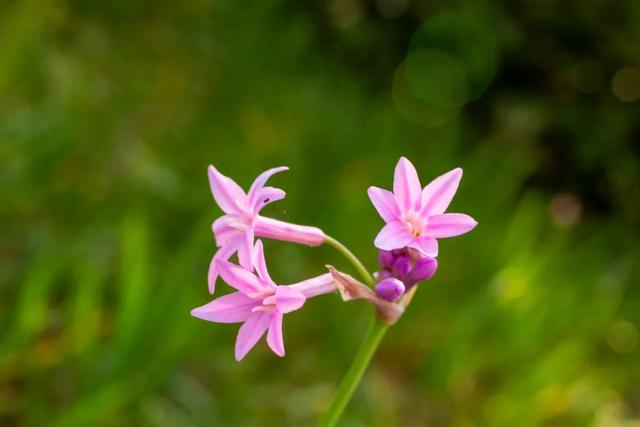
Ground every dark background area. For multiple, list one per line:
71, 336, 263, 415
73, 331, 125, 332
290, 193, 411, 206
1, 0, 639, 425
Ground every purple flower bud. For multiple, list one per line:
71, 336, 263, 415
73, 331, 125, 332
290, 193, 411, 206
392, 256, 411, 279
410, 256, 438, 283
378, 250, 395, 269
375, 278, 405, 303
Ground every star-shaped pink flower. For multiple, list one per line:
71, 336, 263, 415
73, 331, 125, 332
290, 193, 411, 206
367, 157, 477, 257
192, 240, 336, 361
208, 165, 325, 294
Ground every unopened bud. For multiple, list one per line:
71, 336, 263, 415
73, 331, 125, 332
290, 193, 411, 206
409, 256, 438, 284
375, 278, 405, 303
392, 256, 411, 279
378, 250, 395, 269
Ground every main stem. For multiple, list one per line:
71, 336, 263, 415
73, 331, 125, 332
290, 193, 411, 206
324, 235, 375, 287
321, 235, 388, 426
318, 315, 389, 427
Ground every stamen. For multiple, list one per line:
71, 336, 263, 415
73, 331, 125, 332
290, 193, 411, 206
251, 305, 276, 313
403, 210, 424, 238
262, 295, 276, 306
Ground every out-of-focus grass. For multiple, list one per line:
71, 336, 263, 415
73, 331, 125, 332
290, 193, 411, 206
1, 0, 639, 426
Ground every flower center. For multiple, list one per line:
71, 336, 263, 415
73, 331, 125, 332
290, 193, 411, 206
403, 210, 424, 238
251, 291, 278, 313
228, 214, 255, 231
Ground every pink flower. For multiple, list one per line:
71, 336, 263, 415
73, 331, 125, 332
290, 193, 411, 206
192, 241, 336, 361
208, 165, 326, 294
367, 157, 477, 257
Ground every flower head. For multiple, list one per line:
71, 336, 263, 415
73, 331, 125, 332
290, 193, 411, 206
208, 165, 326, 294
193, 240, 335, 361
367, 157, 477, 257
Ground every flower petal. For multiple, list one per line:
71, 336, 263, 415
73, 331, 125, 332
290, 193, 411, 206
274, 287, 306, 313
288, 273, 336, 299
253, 240, 276, 288
408, 237, 439, 257
254, 216, 326, 246
373, 222, 413, 251
212, 215, 246, 247
235, 312, 271, 361
208, 240, 239, 294
367, 186, 400, 223
251, 187, 286, 213
420, 168, 462, 216
208, 165, 248, 214
247, 166, 288, 209
425, 213, 477, 238
191, 292, 258, 323
236, 229, 255, 271
393, 157, 422, 212
216, 259, 266, 294
266, 311, 285, 357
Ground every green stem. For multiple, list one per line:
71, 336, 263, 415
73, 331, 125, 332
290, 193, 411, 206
320, 235, 385, 425
318, 315, 389, 427
324, 235, 374, 287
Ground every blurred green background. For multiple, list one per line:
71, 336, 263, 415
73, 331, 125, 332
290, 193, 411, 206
1, 0, 639, 425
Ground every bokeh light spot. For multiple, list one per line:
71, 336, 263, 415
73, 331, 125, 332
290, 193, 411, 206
392, 62, 460, 127
405, 48, 469, 108
375, 0, 409, 18
549, 192, 583, 229
408, 12, 499, 102
328, 0, 364, 29
611, 67, 640, 102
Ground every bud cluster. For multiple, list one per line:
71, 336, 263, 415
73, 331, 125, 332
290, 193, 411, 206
374, 249, 438, 302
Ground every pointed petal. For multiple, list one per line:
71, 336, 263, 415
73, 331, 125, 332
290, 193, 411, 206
408, 237, 439, 257
208, 241, 239, 294
208, 257, 218, 294
235, 312, 271, 361
236, 229, 255, 271
373, 222, 413, 251
247, 167, 288, 209
253, 240, 276, 288
208, 165, 248, 214
266, 311, 285, 357
393, 157, 422, 212
251, 187, 286, 213
191, 292, 259, 323
420, 168, 463, 216
216, 259, 265, 294
425, 213, 477, 238
274, 287, 306, 313
367, 186, 400, 223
